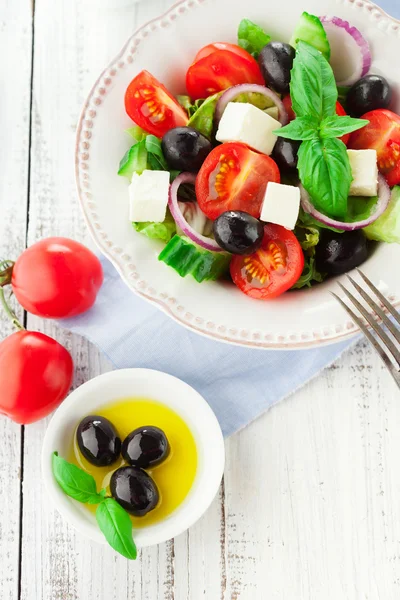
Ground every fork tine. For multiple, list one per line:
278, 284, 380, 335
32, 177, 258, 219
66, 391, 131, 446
346, 275, 400, 345
331, 292, 400, 380
338, 283, 400, 367
356, 269, 400, 327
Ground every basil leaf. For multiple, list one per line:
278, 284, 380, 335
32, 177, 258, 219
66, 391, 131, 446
52, 452, 105, 505
187, 93, 221, 139
96, 498, 137, 560
238, 19, 271, 58
275, 116, 319, 140
290, 41, 337, 120
298, 137, 351, 218
320, 115, 369, 139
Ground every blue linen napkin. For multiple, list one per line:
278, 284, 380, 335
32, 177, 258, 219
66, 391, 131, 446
60, 257, 355, 437
61, 0, 397, 437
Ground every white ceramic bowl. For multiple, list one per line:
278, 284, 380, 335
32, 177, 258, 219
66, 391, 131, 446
41, 369, 225, 547
76, 0, 400, 350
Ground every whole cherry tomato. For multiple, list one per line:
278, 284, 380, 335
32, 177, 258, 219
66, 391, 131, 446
0, 331, 73, 424
11, 237, 103, 319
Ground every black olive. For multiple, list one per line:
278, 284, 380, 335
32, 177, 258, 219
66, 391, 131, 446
258, 42, 296, 94
315, 230, 369, 276
110, 466, 159, 516
347, 75, 392, 117
77, 415, 121, 467
272, 138, 300, 172
162, 126, 213, 172
213, 211, 264, 255
122, 426, 169, 468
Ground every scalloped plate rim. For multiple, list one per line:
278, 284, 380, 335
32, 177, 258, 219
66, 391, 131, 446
75, 0, 400, 350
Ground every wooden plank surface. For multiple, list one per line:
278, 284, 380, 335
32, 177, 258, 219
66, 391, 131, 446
0, 1, 33, 598
1, 1, 400, 599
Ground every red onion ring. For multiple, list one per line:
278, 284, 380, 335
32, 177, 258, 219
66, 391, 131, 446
300, 174, 391, 231
320, 16, 371, 86
168, 172, 222, 252
215, 84, 289, 126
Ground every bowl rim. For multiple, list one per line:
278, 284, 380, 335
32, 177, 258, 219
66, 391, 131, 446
41, 368, 225, 548
75, 0, 400, 351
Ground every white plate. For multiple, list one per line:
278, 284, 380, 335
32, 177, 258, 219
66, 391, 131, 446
75, 0, 400, 350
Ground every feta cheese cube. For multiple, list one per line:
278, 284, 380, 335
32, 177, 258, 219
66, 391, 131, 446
260, 182, 300, 230
129, 170, 170, 223
216, 102, 282, 155
347, 149, 378, 196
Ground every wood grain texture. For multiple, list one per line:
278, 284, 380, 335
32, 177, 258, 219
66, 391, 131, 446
2, 1, 400, 599
0, 1, 33, 598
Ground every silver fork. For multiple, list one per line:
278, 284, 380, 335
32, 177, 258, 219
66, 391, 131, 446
332, 269, 400, 387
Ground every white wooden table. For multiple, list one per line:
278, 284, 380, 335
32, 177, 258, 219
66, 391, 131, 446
1, 1, 400, 598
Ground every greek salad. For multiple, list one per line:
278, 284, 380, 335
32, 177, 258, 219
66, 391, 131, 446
118, 11, 400, 300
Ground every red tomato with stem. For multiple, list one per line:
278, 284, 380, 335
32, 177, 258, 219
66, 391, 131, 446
12, 238, 104, 319
230, 224, 304, 299
348, 108, 400, 186
125, 70, 188, 137
186, 48, 264, 100
283, 95, 350, 144
196, 142, 280, 220
0, 330, 73, 424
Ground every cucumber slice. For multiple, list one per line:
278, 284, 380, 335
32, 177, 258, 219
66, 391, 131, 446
290, 12, 331, 60
118, 139, 148, 179
158, 235, 231, 283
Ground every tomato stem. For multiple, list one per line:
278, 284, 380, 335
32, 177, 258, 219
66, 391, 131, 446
0, 287, 24, 331
0, 260, 14, 287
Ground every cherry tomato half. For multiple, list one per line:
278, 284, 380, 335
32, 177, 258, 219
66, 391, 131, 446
125, 70, 188, 137
283, 95, 350, 144
186, 48, 264, 100
230, 224, 304, 299
0, 331, 73, 424
12, 237, 104, 319
349, 109, 400, 186
196, 142, 280, 220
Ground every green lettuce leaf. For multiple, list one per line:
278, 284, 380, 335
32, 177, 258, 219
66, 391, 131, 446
364, 186, 400, 243
292, 214, 326, 288
238, 19, 271, 58
132, 211, 176, 244
126, 125, 147, 141
187, 93, 221, 139
292, 257, 325, 289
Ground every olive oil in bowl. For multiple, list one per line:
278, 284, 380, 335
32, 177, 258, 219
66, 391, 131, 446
70, 398, 198, 527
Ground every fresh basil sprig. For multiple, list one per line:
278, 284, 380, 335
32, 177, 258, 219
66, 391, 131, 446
298, 138, 352, 217
290, 41, 337, 120
52, 452, 106, 504
52, 452, 137, 560
274, 41, 369, 219
96, 498, 137, 560
319, 115, 369, 139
